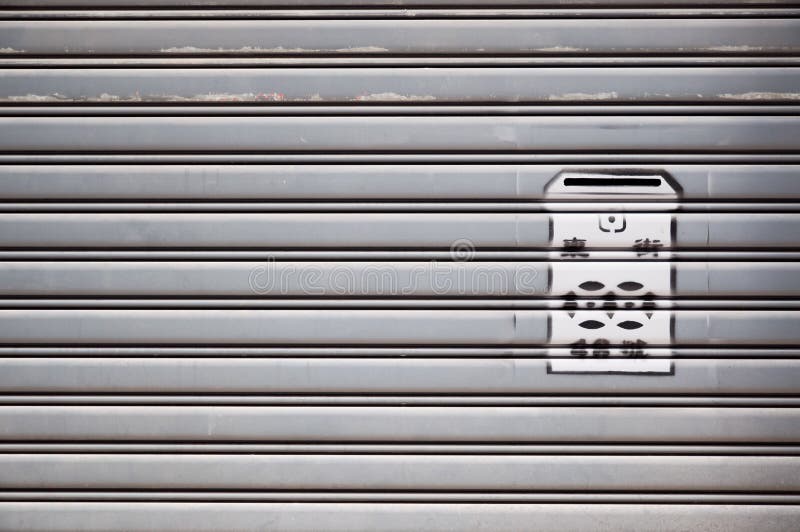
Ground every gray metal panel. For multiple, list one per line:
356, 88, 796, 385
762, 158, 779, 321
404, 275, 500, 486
1, 406, 798, 442
1, 503, 799, 532
1, 358, 798, 394
0, 165, 798, 200
2, 68, 798, 103
2, 19, 799, 57
2, 2, 800, 524
1, 213, 799, 249
2, 261, 800, 297
1, 116, 798, 152
0, 309, 799, 346
0, 454, 797, 491
0, 309, 549, 345
0, 261, 549, 297
0, 213, 551, 248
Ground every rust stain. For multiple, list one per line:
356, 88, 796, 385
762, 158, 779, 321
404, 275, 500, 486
547, 91, 619, 102
718, 91, 800, 101
354, 92, 436, 102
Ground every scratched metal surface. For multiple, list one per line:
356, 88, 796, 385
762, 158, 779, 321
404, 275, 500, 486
0, 3, 799, 531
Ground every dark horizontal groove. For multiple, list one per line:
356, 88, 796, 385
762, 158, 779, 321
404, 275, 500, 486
8, 392, 800, 397
2, 397, 799, 408
9, 206, 800, 214
4, 155, 800, 164
0, 346, 796, 357
14, 51, 800, 60
5, 444, 800, 456
14, 295, 800, 301
5, 256, 800, 263
3, 490, 800, 495
3, 105, 800, 116
3, 8, 800, 20
3, 489, 800, 495
3, 440, 799, 448
4, 246, 800, 252
4, 441, 800, 448
4, 403, 797, 409
5, 153, 800, 159
5, 16, 800, 22
7, 60, 800, 69
2, 491, 800, 506
5, 342, 800, 350
0, 354, 797, 360
5, 146, 800, 154
7, 304, 800, 312
6, 101, 800, 107
4, 390, 800, 396
5, 197, 800, 204
3, 2, 798, 8
2, 198, 800, 204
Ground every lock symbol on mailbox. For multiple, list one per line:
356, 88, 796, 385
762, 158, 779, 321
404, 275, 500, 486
598, 214, 626, 233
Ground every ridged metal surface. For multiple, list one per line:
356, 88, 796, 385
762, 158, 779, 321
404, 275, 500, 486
2, 19, 799, 57
1, 503, 799, 532
2, 406, 798, 442
0, 164, 797, 199
1, 3, 799, 531
1, 116, 798, 152
2, 67, 798, 103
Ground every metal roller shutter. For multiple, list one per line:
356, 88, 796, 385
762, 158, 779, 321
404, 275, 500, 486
0, 1, 799, 531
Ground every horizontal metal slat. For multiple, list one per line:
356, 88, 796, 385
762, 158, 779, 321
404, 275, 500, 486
1, 503, 799, 532
7, 502, 800, 532
1, 309, 800, 346
0, 212, 554, 248
1, 164, 799, 200
2, 67, 798, 103
2, 213, 800, 249
1, 116, 798, 153
0, 358, 797, 394
2, 19, 799, 57
3, 261, 800, 298
0, 454, 797, 491
1, 406, 798, 442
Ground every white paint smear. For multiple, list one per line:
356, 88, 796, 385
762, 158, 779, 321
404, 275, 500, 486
549, 358, 673, 375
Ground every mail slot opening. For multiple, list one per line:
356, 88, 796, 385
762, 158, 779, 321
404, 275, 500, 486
563, 177, 662, 188
545, 170, 682, 204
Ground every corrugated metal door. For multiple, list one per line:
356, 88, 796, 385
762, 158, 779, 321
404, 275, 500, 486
0, 1, 799, 530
